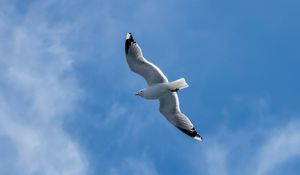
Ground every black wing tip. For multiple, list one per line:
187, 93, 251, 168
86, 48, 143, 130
125, 32, 135, 54
126, 32, 133, 40
194, 134, 203, 141
178, 127, 203, 141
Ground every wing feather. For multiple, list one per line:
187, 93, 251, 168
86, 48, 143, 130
159, 93, 192, 129
159, 93, 202, 140
125, 33, 168, 85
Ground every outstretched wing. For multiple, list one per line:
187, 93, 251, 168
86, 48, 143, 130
125, 33, 168, 86
159, 92, 203, 141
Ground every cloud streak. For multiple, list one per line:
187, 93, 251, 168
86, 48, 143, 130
198, 110, 300, 175
0, 2, 88, 175
109, 156, 159, 175
256, 119, 300, 175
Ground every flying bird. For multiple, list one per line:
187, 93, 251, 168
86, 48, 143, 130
125, 33, 203, 141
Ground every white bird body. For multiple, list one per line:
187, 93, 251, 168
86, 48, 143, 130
139, 83, 170, 99
138, 78, 189, 99
125, 33, 203, 141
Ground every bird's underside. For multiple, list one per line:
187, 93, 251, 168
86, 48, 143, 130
125, 32, 203, 141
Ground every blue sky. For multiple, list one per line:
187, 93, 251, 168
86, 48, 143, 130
0, 0, 300, 175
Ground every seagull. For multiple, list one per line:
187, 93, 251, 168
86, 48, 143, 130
125, 33, 203, 141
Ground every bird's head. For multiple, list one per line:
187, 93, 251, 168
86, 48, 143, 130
135, 89, 145, 97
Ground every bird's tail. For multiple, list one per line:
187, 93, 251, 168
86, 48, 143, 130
168, 78, 189, 91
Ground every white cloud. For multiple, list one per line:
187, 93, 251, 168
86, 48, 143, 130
0, 2, 88, 175
198, 118, 300, 175
109, 155, 158, 175
256, 120, 300, 175
204, 141, 228, 175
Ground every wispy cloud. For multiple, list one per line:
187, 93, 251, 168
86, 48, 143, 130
197, 97, 300, 175
204, 141, 228, 175
256, 119, 300, 175
0, 2, 88, 175
109, 155, 158, 175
